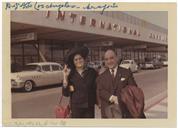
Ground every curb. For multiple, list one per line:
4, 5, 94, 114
144, 90, 167, 112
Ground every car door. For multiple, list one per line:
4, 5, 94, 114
40, 65, 54, 86
32, 65, 44, 86
133, 61, 138, 72
130, 61, 134, 72
51, 64, 63, 85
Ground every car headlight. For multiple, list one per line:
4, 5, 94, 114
16, 75, 22, 80
11, 79, 17, 86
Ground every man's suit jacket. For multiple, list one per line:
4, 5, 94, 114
96, 66, 137, 118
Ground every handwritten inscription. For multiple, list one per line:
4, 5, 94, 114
5, 2, 118, 14
12, 120, 67, 126
34, 2, 80, 11
83, 3, 118, 14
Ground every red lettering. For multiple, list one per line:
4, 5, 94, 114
45, 11, 50, 18
80, 16, 86, 25
107, 23, 112, 30
90, 18, 96, 27
56, 11, 65, 20
69, 13, 77, 23
99, 21, 105, 29
113, 24, 118, 31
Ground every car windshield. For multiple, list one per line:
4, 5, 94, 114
23, 65, 40, 71
121, 61, 130, 64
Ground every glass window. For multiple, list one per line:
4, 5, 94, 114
52, 65, 59, 71
42, 65, 51, 71
121, 60, 130, 64
24, 65, 40, 71
59, 65, 63, 70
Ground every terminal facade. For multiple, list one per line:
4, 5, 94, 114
11, 11, 168, 68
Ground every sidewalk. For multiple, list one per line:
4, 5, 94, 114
145, 97, 167, 118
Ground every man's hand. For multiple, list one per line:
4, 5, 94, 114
109, 95, 119, 104
97, 104, 101, 109
113, 96, 119, 104
109, 95, 115, 103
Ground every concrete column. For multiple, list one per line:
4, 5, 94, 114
22, 43, 25, 68
99, 47, 102, 61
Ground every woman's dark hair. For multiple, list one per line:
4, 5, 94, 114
69, 53, 85, 71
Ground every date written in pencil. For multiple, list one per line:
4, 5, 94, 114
5, 2, 118, 14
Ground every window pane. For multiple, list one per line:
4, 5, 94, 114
59, 65, 63, 70
52, 65, 59, 71
42, 65, 50, 71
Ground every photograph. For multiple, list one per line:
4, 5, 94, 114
10, 11, 167, 119
2, 2, 176, 127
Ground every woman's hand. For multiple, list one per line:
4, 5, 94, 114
97, 103, 101, 109
63, 65, 70, 78
63, 65, 70, 88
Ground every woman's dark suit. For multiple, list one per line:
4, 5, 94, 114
62, 67, 97, 118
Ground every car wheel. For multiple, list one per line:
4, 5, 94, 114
24, 81, 33, 92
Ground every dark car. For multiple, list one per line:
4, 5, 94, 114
152, 60, 163, 68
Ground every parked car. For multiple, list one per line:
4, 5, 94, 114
11, 62, 63, 92
88, 62, 97, 69
154, 60, 163, 68
143, 61, 154, 69
120, 60, 138, 72
142, 60, 163, 69
88, 61, 103, 70
162, 60, 168, 66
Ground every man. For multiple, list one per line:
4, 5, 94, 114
97, 49, 137, 118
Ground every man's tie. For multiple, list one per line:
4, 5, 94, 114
111, 68, 115, 80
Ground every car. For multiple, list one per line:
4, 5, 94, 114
162, 60, 168, 66
88, 61, 103, 70
143, 61, 154, 69
120, 60, 138, 72
88, 62, 96, 68
152, 59, 163, 68
142, 60, 163, 69
11, 62, 63, 92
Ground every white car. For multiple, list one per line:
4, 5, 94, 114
120, 60, 138, 72
162, 60, 168, 66
11, 62, 63, 92
144, 62, 154, 69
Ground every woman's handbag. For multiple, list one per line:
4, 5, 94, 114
55, 95, 71, 118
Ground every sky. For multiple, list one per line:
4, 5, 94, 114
124, 11, 168, 29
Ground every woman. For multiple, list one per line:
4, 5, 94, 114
62, 46, 98, 118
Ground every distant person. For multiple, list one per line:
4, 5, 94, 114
62, 46, 99, 118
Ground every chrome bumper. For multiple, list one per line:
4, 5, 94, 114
11, 80, 24, 89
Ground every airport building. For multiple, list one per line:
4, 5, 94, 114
11, 11, 168, 68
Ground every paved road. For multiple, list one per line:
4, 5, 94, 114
134, 67, 167, 100
145, 97, 167, 118
11, 67, 167, 118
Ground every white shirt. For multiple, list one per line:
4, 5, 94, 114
109, 65, 118, 77
109, 65, 119, 104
